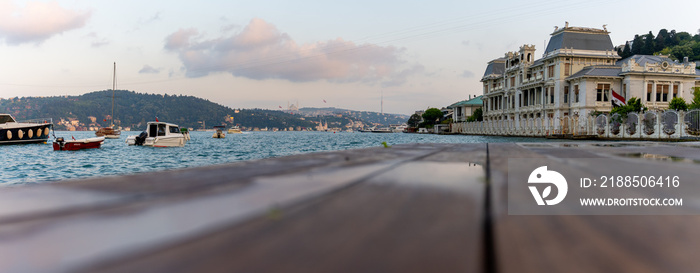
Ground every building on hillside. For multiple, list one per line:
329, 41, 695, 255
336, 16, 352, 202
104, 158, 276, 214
449, 95, 483, 122
480, 23, 700, 126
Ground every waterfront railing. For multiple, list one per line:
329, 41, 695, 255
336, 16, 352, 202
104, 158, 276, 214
452, 109, 700, 139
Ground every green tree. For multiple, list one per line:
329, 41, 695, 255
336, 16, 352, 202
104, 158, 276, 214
690, 87, 700, 109
669, 97, 688, 111
466, 107, 483, 122
611, 97, 647, 119
422, 108, 443, 125
407, 113, 422, 128
620, 42, 632, 59
655, 29, 668, 52
642, 31, 655, 55
631, 34, 643, 55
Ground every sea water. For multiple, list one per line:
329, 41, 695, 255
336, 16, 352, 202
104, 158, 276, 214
0, 131, 558, 186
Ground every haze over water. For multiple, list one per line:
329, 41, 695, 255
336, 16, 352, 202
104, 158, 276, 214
2, 131, 558, 186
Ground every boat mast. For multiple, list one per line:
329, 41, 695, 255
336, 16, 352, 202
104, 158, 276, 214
112, 62, 116, 127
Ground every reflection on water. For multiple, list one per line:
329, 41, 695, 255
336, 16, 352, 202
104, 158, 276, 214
0, 131, 557, 186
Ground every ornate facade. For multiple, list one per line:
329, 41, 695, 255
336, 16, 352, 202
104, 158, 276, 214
480, 24, 700, 126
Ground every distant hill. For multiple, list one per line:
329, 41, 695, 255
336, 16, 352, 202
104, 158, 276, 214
297, 107, 409, 125
0, 91, 406, 131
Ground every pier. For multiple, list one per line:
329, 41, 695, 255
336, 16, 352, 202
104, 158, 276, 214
2, 142, 700, 272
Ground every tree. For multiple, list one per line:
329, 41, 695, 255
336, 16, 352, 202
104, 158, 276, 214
642, 31, 656, 55
620, 42, 632, 59
421, 108, 443, 125
655, 29, 668, 52
407, 113, 422, 128
631, 34, 643, 55
466, 107, 483, 122
610, 97, 647, 119
690, 87, 700, 109
669, 97, 688, 111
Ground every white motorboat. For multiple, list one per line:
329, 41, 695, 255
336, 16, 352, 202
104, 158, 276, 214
126, 121, 188, 147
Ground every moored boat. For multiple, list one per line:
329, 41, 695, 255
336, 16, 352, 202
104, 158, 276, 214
228, 126, 242, 134
0, 114, 53, 145
213, 126, 226, 138
126, 121, 188, 147
95, 127, 121, 139
53, 136, 105, 151
96, 62, 121, 139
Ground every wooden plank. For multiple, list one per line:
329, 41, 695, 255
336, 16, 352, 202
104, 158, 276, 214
488, 142, 700, 272
76, 144, 487, 273
0, 145, 466, 273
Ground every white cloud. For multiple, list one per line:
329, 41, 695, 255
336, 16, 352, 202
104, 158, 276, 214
0, 1, 91, 45
164, 18, 419, 86
139, 65, 161, 74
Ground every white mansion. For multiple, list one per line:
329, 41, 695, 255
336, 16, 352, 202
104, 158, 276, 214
480, 23, 700, 124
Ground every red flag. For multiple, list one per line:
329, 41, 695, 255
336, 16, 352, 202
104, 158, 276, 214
279, 105, 282, 108
323, 99, 326, 103
155, 117, 159, 122
72, 136, 76, 140
611, 88, 625, 106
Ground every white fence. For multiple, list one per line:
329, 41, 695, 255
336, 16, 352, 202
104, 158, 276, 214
451, 109, 700, 139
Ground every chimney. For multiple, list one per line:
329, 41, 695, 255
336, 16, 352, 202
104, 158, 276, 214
684, 56, 689, 64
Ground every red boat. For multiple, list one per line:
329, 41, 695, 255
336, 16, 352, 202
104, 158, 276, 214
53, 136, 105, 151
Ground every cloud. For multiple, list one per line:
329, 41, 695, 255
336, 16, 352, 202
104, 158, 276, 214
85, 32, 109, 47
461, 70, 475, 78
164, 18, 415, 85
0, 1, 91, 45
139, 65, 161, 74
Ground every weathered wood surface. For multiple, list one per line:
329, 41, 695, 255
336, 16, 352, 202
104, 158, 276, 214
3, 141, 700, 272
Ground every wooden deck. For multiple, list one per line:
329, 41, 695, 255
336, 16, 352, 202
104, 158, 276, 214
2, 142, 700, 272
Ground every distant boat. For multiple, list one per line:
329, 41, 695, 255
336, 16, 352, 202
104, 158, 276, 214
371, 127, 393, 133
96, 62, 121, 139
96, 127, 120, 139
0, 114, 52, 145
213, 126, 226, 138
390, 124, 408, 133
228, 126, 242, 134
126, 121, 188, 147
53, 136, 104, 151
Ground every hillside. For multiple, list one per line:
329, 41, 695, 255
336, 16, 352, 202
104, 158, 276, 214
0, 91, 405, 131
297, 107, 409, 125
617, 29, 700, 64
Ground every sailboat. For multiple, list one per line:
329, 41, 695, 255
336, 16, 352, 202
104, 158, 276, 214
96, 62, 121, 139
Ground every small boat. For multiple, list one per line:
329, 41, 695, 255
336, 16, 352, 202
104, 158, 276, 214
126, 121, 188, 147
53, 136, 105, 151
228, 126, 242, 134
0, 114, 53, 145
95, 127, 121, 139
96, 62, 121, 139
212, 126, 226, 138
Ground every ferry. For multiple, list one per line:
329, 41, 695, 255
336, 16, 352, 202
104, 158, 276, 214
0, 114, 53, 144
126, 121, 188, 147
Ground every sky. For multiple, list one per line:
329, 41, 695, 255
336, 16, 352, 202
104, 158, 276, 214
0, 0, 698, 115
